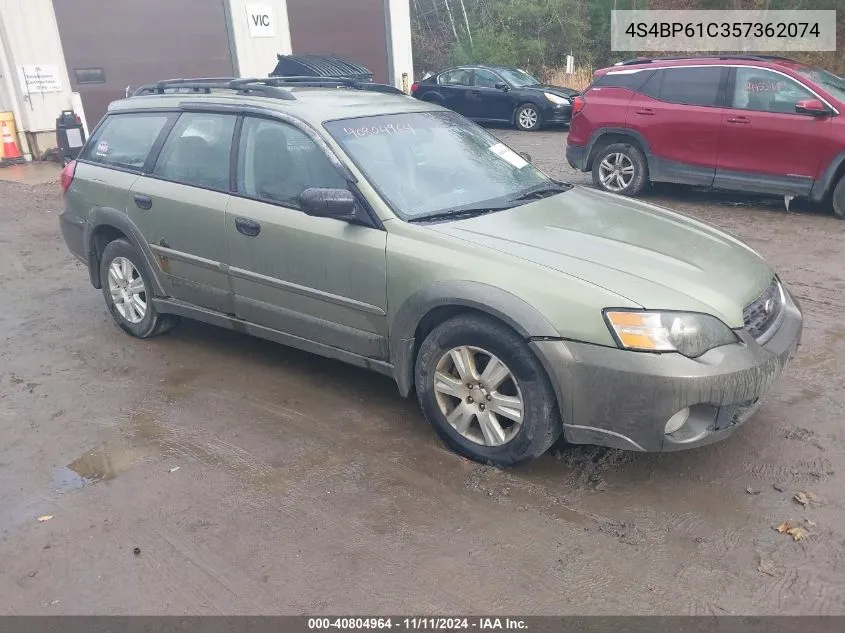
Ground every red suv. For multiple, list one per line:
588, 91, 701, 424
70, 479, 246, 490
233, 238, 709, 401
566, 55, 845, 219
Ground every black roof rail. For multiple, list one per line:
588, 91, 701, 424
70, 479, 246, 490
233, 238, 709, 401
617, 54, 795, 66
716, 54, 795, 62
131, 76, 404, 100
132, 77, 296, 100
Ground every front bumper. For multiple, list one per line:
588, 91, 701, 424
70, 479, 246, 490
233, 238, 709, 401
530, 289, 803, 452
540, 103, 572, 125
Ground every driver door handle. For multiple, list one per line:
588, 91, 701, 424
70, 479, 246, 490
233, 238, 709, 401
727, 116, 750, 124
134, 194, 152, 210
636, 108, 654, 116
235, 217, 261, 237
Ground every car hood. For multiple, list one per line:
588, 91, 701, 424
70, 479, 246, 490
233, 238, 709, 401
424, 187, 773, 327
530, 84, 578, 97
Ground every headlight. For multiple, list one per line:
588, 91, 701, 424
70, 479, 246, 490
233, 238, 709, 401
544, 92, 570, 105
604, 310, 739, 358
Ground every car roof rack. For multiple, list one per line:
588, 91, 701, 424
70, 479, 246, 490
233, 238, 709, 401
132, 76, 405, 100
617, 54, 795, 66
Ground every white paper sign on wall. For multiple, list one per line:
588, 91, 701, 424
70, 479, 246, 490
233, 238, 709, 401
246, 3, 275, 38
19, 65, 63, 93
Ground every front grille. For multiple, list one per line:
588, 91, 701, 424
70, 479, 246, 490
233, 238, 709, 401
743, 277, 784, 343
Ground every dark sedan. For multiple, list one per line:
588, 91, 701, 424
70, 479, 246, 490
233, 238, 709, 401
410, 65, 577, 131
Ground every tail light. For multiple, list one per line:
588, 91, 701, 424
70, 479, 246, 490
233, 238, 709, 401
60, 159, 77, 193
410, 82, 420, 94
572, 95, 586, 116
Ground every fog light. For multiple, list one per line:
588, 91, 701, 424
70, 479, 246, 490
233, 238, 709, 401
665, 408, 690, 435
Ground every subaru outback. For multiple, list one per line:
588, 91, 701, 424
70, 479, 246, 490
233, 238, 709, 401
59, 76, 803, 466
566, 55, 845, 219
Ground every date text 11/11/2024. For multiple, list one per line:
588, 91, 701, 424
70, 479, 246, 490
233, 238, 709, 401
307, 617, 529, 630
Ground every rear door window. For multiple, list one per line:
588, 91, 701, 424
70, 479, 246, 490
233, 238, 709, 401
438, 69, 472, 86
82, 113, 170, 169
656, 67, 724, 107
152, 112, 236, 191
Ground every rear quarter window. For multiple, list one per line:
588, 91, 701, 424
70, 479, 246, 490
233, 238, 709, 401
591, 69, 655, 91
82, 113, 170, 170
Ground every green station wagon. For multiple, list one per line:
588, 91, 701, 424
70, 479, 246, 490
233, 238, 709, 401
59, 77, 803, 466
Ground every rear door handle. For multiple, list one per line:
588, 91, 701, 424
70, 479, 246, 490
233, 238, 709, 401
134, 194, 152, 210
235, 217, 261, 237
636, 108, 654, 115
727, 116, 750, 124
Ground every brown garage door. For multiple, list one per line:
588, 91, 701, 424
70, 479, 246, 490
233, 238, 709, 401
286, 0, 389, 84
53, 0, 235, 126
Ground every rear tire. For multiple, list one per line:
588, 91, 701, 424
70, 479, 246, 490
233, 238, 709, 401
591, 142, 648, 196
99, 239, 178, 338
415, 314, 561, 466
832, 175, 845, 219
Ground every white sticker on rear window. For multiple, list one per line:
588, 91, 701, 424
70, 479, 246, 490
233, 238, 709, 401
95, 140, 109, 156
489, 143, 528, 169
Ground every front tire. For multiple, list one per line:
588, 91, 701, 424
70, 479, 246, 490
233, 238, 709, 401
415, 314, 561, 466
515, 103, 542, 131
591, 142, 648, 196
832, 175, 845, 219
99, 238, 177, 338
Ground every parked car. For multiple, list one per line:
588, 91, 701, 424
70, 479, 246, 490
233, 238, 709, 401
59, 76, 802, 466
566, 55, 845, 219
411, 65, 577, 131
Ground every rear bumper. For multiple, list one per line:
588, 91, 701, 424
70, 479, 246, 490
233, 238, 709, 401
530, 288, 803, 452
59, 211, 87, 264
566, 143, 587, 171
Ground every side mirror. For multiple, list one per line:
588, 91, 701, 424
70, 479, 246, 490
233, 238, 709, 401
795, 98, 831, 116
495, 82, 509, 91
300, 188, 357, 219
518, 152, 532, 163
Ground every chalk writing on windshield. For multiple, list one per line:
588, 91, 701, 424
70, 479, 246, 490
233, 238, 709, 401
344, 123, 416, 138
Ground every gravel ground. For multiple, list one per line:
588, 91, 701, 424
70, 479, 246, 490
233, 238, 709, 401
1, 129, 844, 614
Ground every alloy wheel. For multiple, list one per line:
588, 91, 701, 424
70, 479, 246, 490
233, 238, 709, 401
107, 256, 147, 324
598, 152, 635, 192
518, 107, 538, 130
432, 345, 524, 446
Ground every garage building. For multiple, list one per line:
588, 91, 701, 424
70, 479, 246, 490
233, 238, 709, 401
0, 0, 413, 161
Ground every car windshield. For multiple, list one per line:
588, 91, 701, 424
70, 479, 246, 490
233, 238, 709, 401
497, 68, 542, 87
324, 111, 561, 221
797, 67, 845, 102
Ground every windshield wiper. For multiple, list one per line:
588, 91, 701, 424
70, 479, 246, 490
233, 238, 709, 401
408, 203, 516, 223
512, 180, 572, 201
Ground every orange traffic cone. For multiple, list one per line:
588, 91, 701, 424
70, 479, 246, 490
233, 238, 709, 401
1, 121, 21, 160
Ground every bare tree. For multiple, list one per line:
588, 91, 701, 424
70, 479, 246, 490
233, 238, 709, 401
458, 0, 473, 46
443, 0, 459, 39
